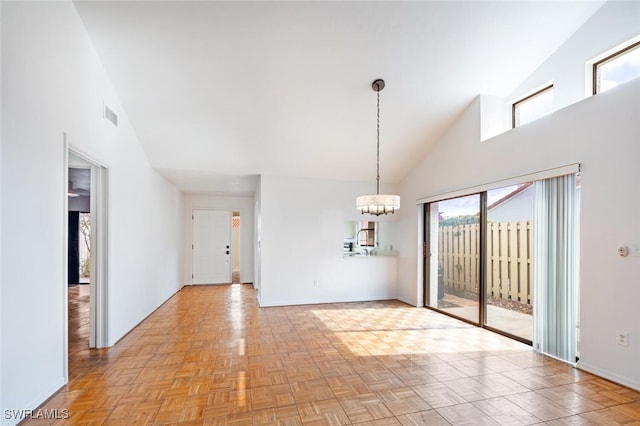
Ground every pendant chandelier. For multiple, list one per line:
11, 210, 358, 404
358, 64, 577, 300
356, 79, 400, 216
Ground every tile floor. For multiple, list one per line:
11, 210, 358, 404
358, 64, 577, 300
26, 284, 640, 425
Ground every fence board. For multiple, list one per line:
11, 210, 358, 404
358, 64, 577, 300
469, 224, 478, 294
438, 221, 533, 305
490, 223, 500, 298
515, 222, 529, 303
499, 223, 509, 299
463, 225, 469, 292
508, 222, 518, 300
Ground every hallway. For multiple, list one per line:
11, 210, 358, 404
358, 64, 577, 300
27, 285, 640, 425
67, 284, 96, 382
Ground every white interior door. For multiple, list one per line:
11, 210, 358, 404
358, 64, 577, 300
192, 210, 232, 284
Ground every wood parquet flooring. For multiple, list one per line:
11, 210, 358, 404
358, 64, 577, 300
25, 284, 640, 425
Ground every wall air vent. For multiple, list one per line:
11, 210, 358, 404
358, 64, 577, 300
104, 104, 119, 127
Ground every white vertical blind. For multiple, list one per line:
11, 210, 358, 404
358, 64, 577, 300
533, 174, 578, 364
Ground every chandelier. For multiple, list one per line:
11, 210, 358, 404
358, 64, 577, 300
356, 79, 400, 216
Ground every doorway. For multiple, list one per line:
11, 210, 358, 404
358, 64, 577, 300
425, 194, 481, 324
424, 184, 535, 343
68, 168, 91, 285
192, 209, 233, 284
65, 146, 108, 380
485, 184, 535, 341
423, 174, 578, 352
67, 162, 92, 380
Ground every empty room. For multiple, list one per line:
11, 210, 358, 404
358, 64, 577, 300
1, 1, 639, 424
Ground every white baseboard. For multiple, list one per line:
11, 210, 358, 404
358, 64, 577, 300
395, 296, 419, 307
577, 361, 640, 391
259, 295, 395, 307
30, 377, 66, 410
1, 378, 68, 426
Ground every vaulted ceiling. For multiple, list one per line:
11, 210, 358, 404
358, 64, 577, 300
74, 1, 604, 196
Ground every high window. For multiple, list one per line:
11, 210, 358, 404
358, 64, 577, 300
593, 41, 640, 94
512, 85, 553, 128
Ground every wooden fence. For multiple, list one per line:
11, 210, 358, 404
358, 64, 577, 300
438, 221, 533, 305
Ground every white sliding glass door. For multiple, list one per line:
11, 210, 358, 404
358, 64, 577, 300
424, 169, 579, 354
485, 184, 535, 341
426, 194, 481, 324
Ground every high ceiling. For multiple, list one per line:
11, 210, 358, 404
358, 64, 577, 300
74, 1, 604, 196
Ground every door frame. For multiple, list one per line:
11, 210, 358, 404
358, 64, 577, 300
422, 192, 531, 345
64, 138, 109, 380
190, 208, 233, 285
422, 194, 486, 328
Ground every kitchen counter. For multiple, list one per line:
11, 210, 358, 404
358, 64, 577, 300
343, 251, 397, 258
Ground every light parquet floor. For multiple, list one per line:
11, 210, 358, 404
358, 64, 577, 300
27, 284, 640, 425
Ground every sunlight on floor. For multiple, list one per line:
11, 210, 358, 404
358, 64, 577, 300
310, 302, 529, 357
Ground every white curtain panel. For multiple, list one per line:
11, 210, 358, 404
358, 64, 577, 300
533, 173, 578, 364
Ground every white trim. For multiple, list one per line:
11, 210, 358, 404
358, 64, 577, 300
92, 162, 109, 348
578, 361, 640, 392
510, 80, 554, 105
67, 145, 108, 169
67, 146, 109, 349
259, 295, 395, 308
395, 296, 419, 308
0, 0, 3, 409
415, 204, 424, 307
416, 163, 580, 204
62, 134, 69, 383
585, 33, 640, 97
588, 33, 640, 66
25, 377, 66, 421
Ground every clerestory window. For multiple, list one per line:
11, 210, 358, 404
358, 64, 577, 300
512, 85, 554, 128
593, 41, 640, 94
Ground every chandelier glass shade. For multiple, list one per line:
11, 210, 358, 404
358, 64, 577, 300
356, 194, 400, 216
356, 79, 400, 216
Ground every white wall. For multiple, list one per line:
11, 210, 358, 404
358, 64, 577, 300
486, 1, 640, 139
1, 2, 184, 422
508, 1, 640, 111
258, 175, 398, 306
0, 0, 3, 413
183, 194, 255, 285
398, 82, 640, 390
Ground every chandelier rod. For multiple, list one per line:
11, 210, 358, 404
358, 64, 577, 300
376, 83, 380, 195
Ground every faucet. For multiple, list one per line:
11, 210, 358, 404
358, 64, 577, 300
356, 228, 376, 255
356, 228, 367, 243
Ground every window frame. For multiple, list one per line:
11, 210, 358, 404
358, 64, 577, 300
512, 84, 554, 129
592, 40, 640, 95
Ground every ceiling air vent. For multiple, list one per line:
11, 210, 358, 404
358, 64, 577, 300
104, 104, 119, 127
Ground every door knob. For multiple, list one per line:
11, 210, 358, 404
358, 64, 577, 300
226, 250, 230, 255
